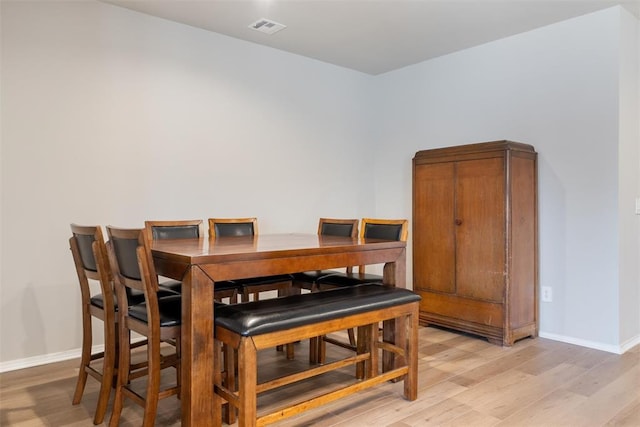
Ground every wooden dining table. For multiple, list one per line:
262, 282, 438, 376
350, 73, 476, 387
151, 233, 407, 427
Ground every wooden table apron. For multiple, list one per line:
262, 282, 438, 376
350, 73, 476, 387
151, 233, 407, 427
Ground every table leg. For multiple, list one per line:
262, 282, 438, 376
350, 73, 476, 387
382, 248, 407, 372
182, 266, 216, 427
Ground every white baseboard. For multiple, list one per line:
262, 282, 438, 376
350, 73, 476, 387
538, 331, 640, 354
619, 334, 640, 353
0, 344, 104, 373
0, 336, 148, 373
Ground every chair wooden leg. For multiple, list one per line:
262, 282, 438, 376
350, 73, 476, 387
366, 323, 378, 379
213, 340, 224, 427
223, 342, 236, 425
348, 328, 357, 346
112, 325, 120, 387
72, 308, 92, 406
318, 336, 326, 364
93, 318, 117, 424
241, 289, 252, 302
309, 337, 317, 363
286, 343, 294, 360
109, 328, 130, 427
356, 326, 371, 380
142, 336, 161, 427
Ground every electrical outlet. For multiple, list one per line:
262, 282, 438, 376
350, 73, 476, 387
541, 286, 553, 302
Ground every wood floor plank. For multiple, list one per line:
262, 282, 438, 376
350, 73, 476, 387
560, 363, 640, 426
1, 327, 638, 426
565, 349, 639, 397
450, 362, 588, 420
515, 341, 589, 375
330, 381, 466, 426
447, 344, 546, 388
440, 409, 501, 427
494, 388, 588, 426
397, 397, 474, 426
604, 396, 640, 426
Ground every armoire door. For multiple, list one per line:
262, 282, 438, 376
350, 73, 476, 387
454, 157, 505, 303
413, 161, 456, 294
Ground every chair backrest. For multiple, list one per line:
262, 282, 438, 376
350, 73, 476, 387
107, 227, 144, 283
358, 218, 408, 273
136, 232, 163, 309
208, 217, 258, 238
317, 218, 359, 238
318, 218, 359, 274
106, 226, 158, 306
106, 225, 164, 333
144, 219, 203, 242
70, 224, 114, 311
361, 218, 408, 242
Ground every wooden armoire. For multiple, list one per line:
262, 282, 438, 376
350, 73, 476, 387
412, 141, 538, 346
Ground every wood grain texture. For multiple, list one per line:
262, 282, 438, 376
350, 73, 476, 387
1, 327, 637, 426
413, 141, 538, 346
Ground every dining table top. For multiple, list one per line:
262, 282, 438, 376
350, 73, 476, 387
151, 232, 406, 263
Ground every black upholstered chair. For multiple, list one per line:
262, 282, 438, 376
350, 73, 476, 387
143, 219, 202, 294
208, 217, 293, 302
292, 218, 359, 292
106, 226, 181, 427
314, 218, 408, 361
286, 218, 359, 361
69, 224, 118, 425
208, 217, 257, 238
317, 218, 409, 288
145, 219, 202, 241
144, 219, 242, 303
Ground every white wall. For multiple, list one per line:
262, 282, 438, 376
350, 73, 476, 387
1, 2, 638, 368
618, 7, 640, 348
0, 1, 375, 365
373, 6, 639, 352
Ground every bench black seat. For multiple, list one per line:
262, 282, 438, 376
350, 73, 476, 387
214, 283, 420, 337
213, 283, 421, 426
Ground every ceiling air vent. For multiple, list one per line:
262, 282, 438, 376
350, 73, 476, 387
249, 18, 286, 35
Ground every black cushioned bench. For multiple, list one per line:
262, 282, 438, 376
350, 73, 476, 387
213, 283, 421, 427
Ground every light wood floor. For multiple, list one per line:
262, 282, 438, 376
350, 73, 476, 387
1, 326, 638, 426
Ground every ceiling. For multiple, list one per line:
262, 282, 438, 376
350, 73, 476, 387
102, 0, 640, 75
